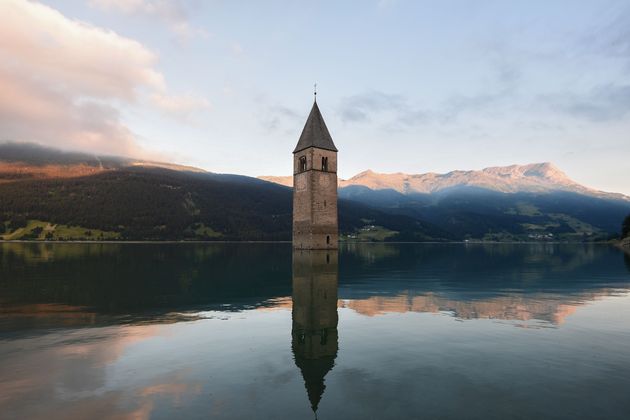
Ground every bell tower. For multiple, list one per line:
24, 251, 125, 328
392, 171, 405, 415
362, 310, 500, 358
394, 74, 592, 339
292, 97, 338, 250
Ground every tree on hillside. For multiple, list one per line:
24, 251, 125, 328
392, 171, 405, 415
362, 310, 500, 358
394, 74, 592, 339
623, 214, 630, 239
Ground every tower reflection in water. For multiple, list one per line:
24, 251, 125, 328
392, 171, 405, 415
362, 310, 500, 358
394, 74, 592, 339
291, 250, 339, 416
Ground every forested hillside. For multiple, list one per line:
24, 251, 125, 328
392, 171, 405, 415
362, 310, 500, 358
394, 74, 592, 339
0, 165, 447, 241
339, 185, 630, 241
2, 143, 628, 242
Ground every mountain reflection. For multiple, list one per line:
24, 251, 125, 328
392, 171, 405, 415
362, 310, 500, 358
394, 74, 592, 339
340, 293, 585, 324
338, 243, 630, 326
291, 250, 339, 415
1, 242, 629, 331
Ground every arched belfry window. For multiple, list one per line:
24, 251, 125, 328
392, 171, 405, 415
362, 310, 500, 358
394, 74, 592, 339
299, 156, 307, 172
321, 156, 328, 171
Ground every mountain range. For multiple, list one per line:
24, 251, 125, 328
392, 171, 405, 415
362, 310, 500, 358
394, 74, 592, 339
261, 163, 628, 201
261, 163, 630, 241
1, 142, 629, 242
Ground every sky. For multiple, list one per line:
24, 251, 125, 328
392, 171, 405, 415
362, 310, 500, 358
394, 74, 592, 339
1, 0, 630, 194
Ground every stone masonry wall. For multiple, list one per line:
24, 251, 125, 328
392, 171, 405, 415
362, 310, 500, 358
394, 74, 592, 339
293, 148, 338, 249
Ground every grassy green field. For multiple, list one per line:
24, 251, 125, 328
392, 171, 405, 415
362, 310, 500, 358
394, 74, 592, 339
1, 220, 120, 241
344, 225, 398, 242
190, 223, 222, 239
506, 202, 542, 216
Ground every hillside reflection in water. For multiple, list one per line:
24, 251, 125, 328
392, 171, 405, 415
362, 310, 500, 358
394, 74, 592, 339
1, 242, 629, 419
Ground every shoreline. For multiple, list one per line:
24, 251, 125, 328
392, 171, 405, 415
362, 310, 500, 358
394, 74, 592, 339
615, 237, 630, 253
0, 239, 620, 245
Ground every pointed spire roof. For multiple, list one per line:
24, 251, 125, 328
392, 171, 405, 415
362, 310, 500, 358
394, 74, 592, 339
293, 101, 338, 154
293, 351, 336, 413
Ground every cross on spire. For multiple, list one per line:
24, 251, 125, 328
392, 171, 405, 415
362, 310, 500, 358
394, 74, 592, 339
314, 82, 317, 102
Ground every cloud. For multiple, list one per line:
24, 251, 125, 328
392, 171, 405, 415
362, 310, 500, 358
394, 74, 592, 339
90, 0, 208, 40
151, 93, 210, 121
338, 48, 527, 131
1, 1, 165, 98
339, 91, 410, 123
338, 42, 522, 128
339, 91, 436, 129
541, 7, 630, 122
338, 86, 510, 129
260, 104, 302, 134
580, 7, 630, 61
610, 12, 630, 61
230, 41, 244, 56
547, 84, 630, 122
0, 0, 207, 157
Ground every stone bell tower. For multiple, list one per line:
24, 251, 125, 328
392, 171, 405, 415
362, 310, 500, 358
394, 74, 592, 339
292, 97, 338, 250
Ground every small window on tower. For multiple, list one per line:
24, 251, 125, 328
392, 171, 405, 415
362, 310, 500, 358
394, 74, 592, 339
321, 156, 328, 171
299, 156, 307, 172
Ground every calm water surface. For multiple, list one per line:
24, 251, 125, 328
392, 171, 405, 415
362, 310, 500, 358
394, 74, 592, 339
1, 242, 629, 419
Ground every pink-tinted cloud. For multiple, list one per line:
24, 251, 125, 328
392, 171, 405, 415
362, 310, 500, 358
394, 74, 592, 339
151, 93, 210, 122
90, 0, 208, 40
0, 0, 207, 158
0, 323, 202, 420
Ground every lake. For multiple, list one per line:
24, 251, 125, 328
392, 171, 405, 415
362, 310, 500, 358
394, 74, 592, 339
1, 242, 629, 419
